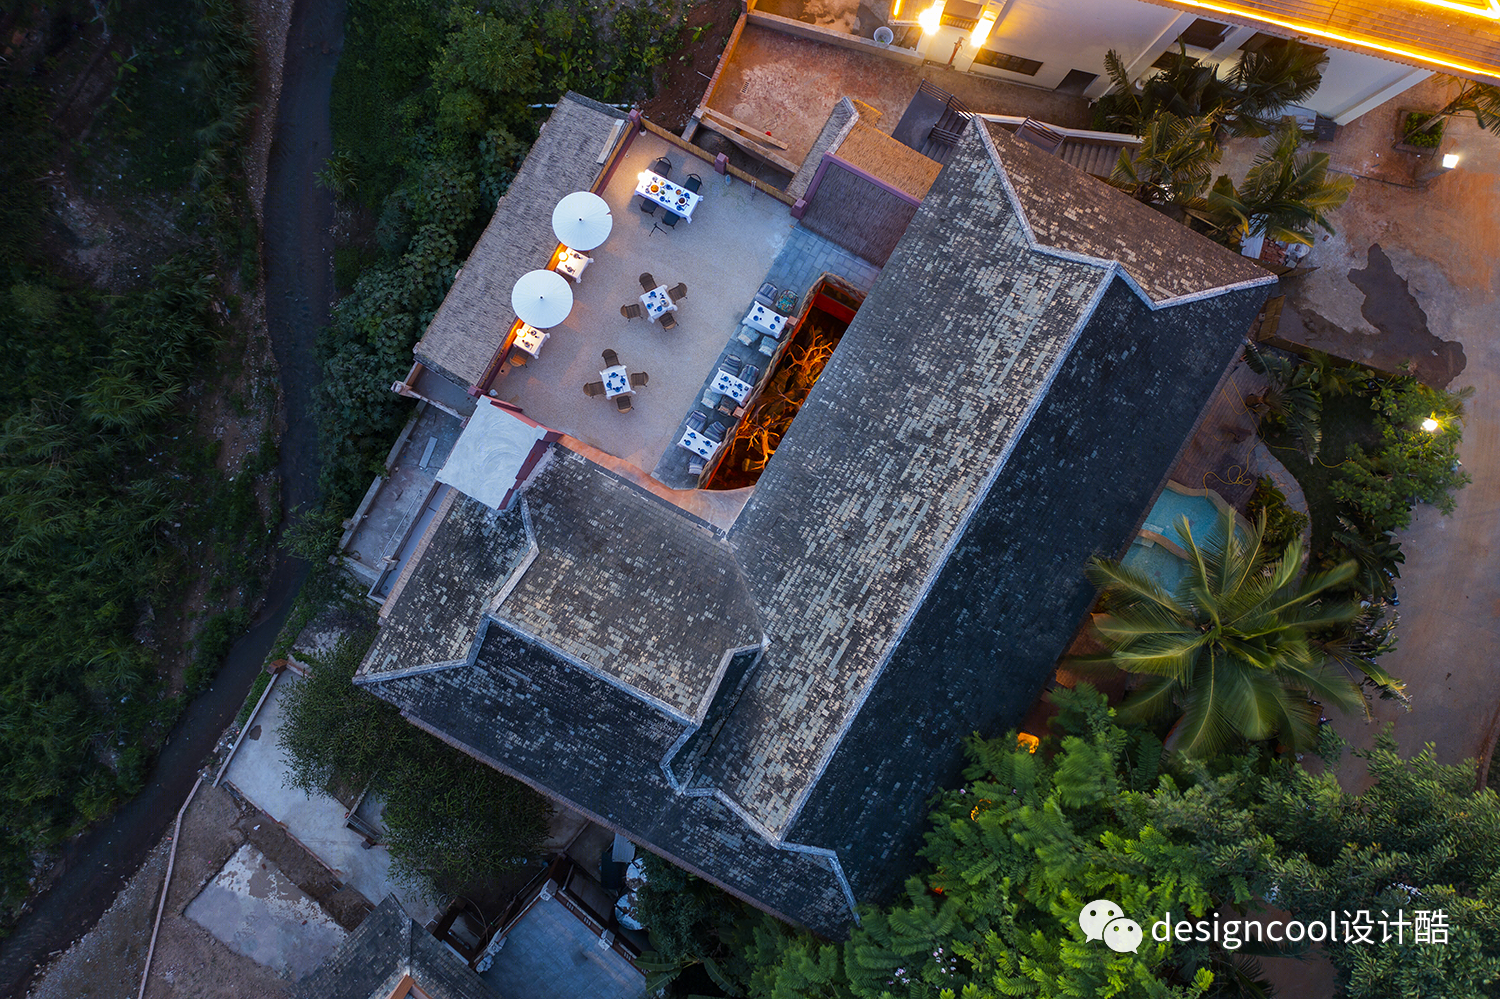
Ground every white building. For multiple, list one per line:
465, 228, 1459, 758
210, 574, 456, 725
877, 0, 1500, 122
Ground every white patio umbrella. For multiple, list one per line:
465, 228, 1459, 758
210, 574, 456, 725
551, 191, 613, 251
512, 269, 574, 328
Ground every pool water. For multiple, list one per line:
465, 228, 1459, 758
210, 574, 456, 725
1122, 486, 1242, 593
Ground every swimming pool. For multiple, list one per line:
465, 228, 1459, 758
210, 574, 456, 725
1122, 483, 1244, 592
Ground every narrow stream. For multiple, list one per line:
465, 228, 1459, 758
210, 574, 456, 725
0, 0, 343, 991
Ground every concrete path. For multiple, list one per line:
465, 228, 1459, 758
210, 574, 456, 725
1250, 80, 1500, 784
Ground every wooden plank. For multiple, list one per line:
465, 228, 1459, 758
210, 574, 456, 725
694, 117, 801, 176
700, 107, 791, 150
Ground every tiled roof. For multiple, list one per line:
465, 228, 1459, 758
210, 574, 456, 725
492, 448, 762, 722
364, 490, 531, 675
982, 120, 1271, 304
415, 94, 627, 390
1140, 0, 1500, 86
360, 623, 855, 937
292, 897, 499, 999
362, 117, 1273, 934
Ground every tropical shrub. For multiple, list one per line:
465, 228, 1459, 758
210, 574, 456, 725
1245, 475, 1308, 552
739, 689, 1500, 999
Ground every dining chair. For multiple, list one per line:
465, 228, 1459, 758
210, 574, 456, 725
638, 272, 656, 292
702, 389, 721, 409
703, 421, 726, 443
686, 410, 707, 433
620, 303, 642, 319
741, 365, 760, 385
754, 282, 777, 308
650, 156, 673, 177
688, 460, 705, 476
758, 335, 777, 357
584, 381, 605, 397
616, 395, 633, 413
736, 325, 757, 346
684, 173, 703, 193
721, 355, 743, 376
667, 283, 687, 302
639, 196, 657, 215
661, 212, 680, 229
629, 371, 649, 389
659, 311, 677, 331
603, 348, 620, 367
508, 349, 528, 367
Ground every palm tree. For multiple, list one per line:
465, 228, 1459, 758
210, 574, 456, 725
1205, 123, 1354, 248
1096, 40, 1327, 138
1242, 342, 1323, 460
1082, 508, 1374, 756
1110, 113, 1222, 217
1407, 76, 1500, 138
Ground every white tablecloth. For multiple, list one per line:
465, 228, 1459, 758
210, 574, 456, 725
601, 365, 632, 398
745, 303, 787, 337
678, 429, 721, 458
640, 286, 676, 322
514, 323, 549, 357
712, 369, 753, 403
553, 248, 591, 282
635, 171, 701, 220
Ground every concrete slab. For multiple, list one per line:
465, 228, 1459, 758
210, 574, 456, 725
489, 132, 797, 474
184, 843, 346, 981
223, 675, 443, 926
708, 23, 1090, 169
343, 403, 464, 591
479, 895, 644, 999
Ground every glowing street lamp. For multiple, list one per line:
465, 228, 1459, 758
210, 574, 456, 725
917, 1, 945, 33
1442, 152, 1461, 168
1422, 417, 1441, 432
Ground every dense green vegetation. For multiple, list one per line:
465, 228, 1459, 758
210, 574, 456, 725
317, 0, 686, 510
277, 630, 551, 900
0, 0, 271, 929
1248, 346, 1468, 569
1082, 510, 1393, 756
665, 687, 1500, 998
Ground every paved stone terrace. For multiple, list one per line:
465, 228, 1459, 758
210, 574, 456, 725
490, 131, 796, 475
651, 225, 882, 491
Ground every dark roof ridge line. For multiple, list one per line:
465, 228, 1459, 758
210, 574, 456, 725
486, 493, 541, 615
976, 123, 1278, 307
767, 258, 1122, 842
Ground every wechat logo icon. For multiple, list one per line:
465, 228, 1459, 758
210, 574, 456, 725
1079, 899, 1143, 954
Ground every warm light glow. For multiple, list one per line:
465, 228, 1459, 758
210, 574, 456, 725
1443, 152, 1461, 168
971, 10, 997, 46
1411, 0, 1500, 17
917, 1, 945, 33
891, 0, 903, 18
1422, 417, 1441, 432
1157, 0, 1500, 80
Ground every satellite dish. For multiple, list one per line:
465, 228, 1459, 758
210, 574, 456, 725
873, 25, 894, 44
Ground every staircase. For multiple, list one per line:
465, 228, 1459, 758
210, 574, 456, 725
917, 81, 974, 164
1056, 138, 1131, 179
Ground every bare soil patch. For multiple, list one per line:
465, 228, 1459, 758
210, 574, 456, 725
639, 0, 744, 130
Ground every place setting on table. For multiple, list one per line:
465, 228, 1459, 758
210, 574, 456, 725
585, 348, 649, 412
635, 158, 703, 222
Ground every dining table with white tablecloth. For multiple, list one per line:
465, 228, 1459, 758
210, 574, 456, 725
635, 171, 701, 220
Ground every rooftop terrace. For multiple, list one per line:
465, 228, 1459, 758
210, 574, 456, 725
488, 131, 795, 475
